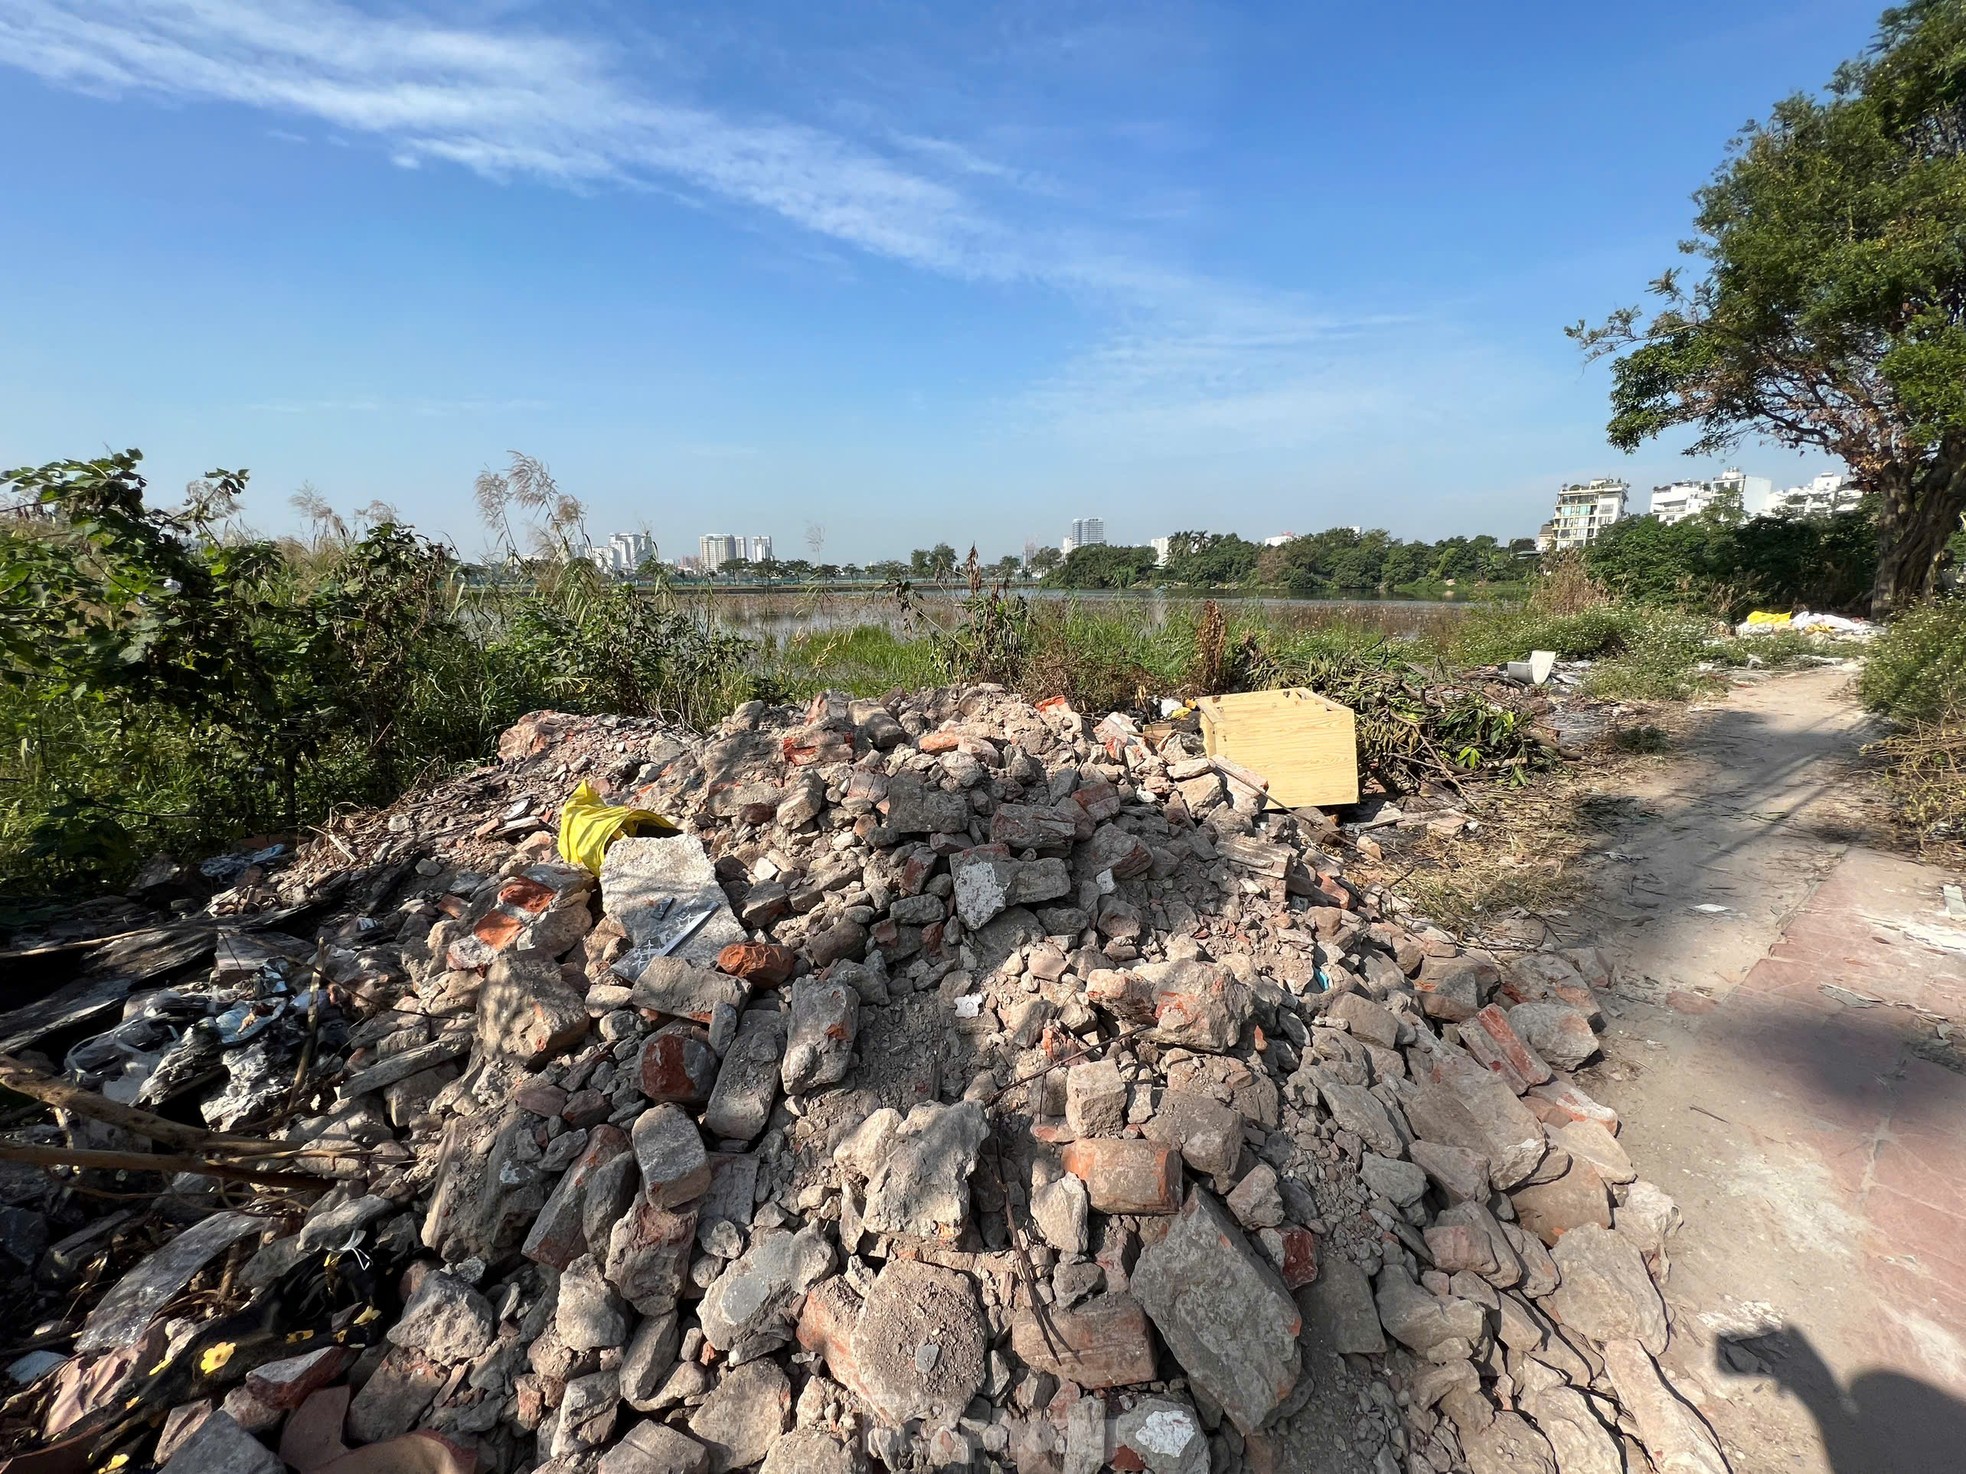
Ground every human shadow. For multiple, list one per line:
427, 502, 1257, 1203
1717, 1325, 1966, 1474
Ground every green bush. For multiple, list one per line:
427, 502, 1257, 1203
1583, 505, 1876, 616
1860, 597, 1966, 724
0, 451, 767, 893
1450, 603, 1642, 665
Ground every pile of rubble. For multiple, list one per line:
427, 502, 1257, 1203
4, 686, 1730, 1474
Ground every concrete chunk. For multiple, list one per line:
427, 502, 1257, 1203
1373, 1263, 1487, 1359
1598, 1338, 1728, 1474
861, 1101, 988, 1241
598, 1420, 711, 1474
630, 958, 749, 1022
1310, 1071, 1407, 1158
849, 1259, 988, 1429
1547, 1225, 1669, 1355
1143, 1090, 1243, 1180
1298, 1256, 1385, 1356
781, 974, 858, 1093
686, 1359, 791, 1473
632, 1105, 710, 1207
1511, 1154, 1613, 1246
701, 1009, 784, 1142
1064, 1058, 1128, 1136
477, 948, 589, 1066
1410, 1057, 1546, 1189
156, 1410, 281, 1474
1509, 1001, 1601, 1070
605, 1197, 697, 1317
523, 1122, 636, 1268
1130, 1190, 1302, 1434
602, 835, 748, 968
698, 1226, 835, 1361
386, 1270, 494, 1364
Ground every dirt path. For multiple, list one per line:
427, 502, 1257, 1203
1542, 664, 1966, 1473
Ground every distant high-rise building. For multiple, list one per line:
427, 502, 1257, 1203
1538, 479, 1629, 553
606, 532, 655, 571
699, 534, 742, 571
1062, 516, 1106, 556
1150, 536, 1173, 566
747, 535, 774, 563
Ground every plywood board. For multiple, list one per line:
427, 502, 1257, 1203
1194, 688, 1359, 808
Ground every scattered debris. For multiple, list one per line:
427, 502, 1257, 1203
0, 685, 1721, 1473
1504, 650, 1558, 687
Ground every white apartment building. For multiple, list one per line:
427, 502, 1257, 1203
1538, 479, 1629, 553
586, 531, 655, 575
1151, 536, 1173, 566
746, 535, 774, 563
699, 533, 743, 572
612, 532, 654, 570
1770, 471, 1861, 518
1063, 517, 1106, 556
1647, 468, 1859, 524
1648, 468, 1776, 524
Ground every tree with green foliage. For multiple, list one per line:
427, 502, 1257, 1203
1043, 543, 1159, 589
1, 451, 478, 875
1161, 532, 1260, 587
1572, 0, 1966, 614
1029, 546, 1062, 574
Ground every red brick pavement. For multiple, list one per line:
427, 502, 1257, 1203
1723, 849, 1966, 1393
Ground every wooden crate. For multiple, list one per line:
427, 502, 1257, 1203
1193, 688, 1358, 808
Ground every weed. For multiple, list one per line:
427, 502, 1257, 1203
1612, 725, 1672, 753
1581, 617, 1723, 702
1860, 597, 1966, 725
1863, 722, 1966, 854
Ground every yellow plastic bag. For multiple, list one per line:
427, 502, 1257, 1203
1744, 610, 1793, 627
556, 780, 677, 874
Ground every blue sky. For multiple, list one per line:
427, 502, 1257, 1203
0, 1, 1881, 563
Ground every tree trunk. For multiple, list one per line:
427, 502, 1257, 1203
1872, 457, 1966, 617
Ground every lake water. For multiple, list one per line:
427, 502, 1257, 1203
682, 586, 1481, 643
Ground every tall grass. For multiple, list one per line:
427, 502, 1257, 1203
1857, 598, 1966, 852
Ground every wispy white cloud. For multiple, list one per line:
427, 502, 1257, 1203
0, 0, 1013, 276
0, 0, 1473, 458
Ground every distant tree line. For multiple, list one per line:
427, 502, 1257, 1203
1040, 528, 1538, 594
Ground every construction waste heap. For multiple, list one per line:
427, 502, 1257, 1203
3, 686, 1728, 1474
